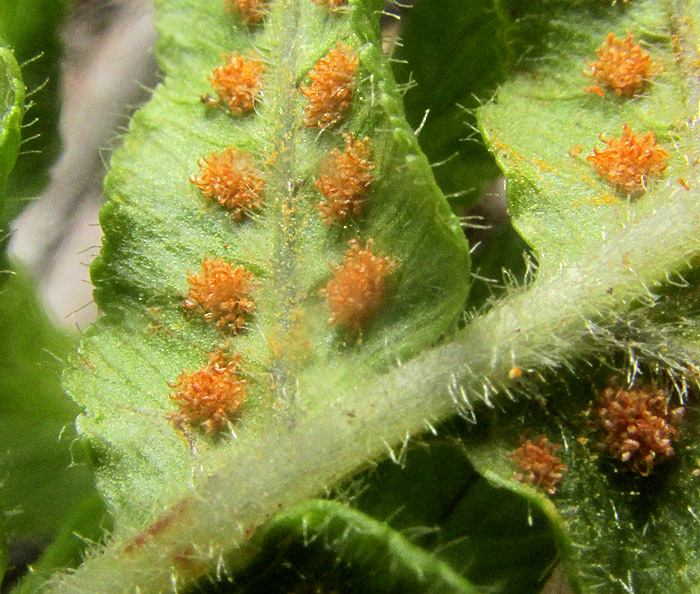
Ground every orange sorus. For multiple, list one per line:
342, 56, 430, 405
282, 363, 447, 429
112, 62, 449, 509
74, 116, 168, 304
169, 349, 248, 434
301, 42, 358, 128
225, 0, 269, 25
585, 31, 660, 96
587, 124, 668, 193
316, 133, 373, 224
184, 257, 255, 333
322, 239, 398, 329
190, 147, 265, 219
509, 435, 567, 495
204, 54, 265, 114
597, 384, 684, 476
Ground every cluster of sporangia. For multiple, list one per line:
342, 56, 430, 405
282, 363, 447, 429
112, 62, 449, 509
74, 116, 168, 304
510, 383, 685, 494
581, 31, 669, 194
511, 31, 683, 493
169, 0, 396, 434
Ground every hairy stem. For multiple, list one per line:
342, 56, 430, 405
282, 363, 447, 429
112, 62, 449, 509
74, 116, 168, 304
48, 173, 700, 593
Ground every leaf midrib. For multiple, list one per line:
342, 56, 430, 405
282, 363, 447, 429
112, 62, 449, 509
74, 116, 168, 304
267, 0, 306, 405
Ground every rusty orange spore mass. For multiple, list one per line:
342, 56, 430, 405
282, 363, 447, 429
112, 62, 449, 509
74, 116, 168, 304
586, 31, 657, 96
509, 435, 567, 495
185, 258, 255, 332
190, 147, 265, 219
598, 385, 684, 476
316, 134, 373, 224
170, 349, 248, 434
206, 54, 265, 114
301, 42, 358, 128
323, 239, 398, 329
587, 124, 668, 193
226, 0, 268, 25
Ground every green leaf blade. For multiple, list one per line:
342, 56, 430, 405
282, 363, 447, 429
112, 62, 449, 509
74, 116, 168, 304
237, 499, 483, 594
0, 0, 68, 221
393, 0, 507, 210
0, 43, 23, 197
466, 3, 700, 591
58, 0, 470, 590
464, 373, 700, 594
479, 0, 691, 265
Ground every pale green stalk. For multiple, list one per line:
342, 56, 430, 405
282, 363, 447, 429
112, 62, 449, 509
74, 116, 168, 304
47, 176, 700, 593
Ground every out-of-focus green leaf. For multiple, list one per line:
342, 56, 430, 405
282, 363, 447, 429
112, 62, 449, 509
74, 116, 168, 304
0, 42, 23, 196
10, 493, 107, 594
0, 39, 23, 278
0, 14, 104, 591
0, 267, 102, 586
0, 0, 69, 223
0, 38, 22, 587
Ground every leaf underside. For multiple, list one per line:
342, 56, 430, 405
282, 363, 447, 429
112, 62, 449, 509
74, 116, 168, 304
65, 0, 469, 537
480, 0, 692, 266
471, 0, 700, 592
53, 0, 700, 593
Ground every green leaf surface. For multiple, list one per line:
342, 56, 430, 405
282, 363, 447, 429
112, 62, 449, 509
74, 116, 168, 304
224, 499, 481, 594
0, 42, 22, 198
393, 0, 505, 211
353, 438, 557, 593
0, 267, 102, 586
61, 0, 469, 585
468, 1, 700, 592
0, 0, 69, 222
478, 0, 693, 266
463, 360, 700, 594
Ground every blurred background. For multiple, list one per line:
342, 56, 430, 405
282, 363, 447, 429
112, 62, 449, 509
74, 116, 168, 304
9, 0, 158, 328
